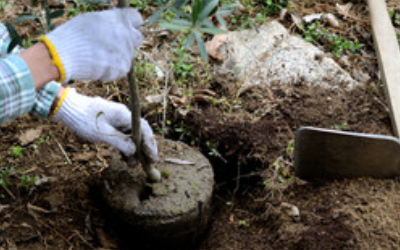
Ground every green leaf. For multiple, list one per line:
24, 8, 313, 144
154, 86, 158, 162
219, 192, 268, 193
216, 9, 235, 15
191, 0, 203, 25
5, 22, 21, 53
13, 14, 40, 24
173, 0, 190, 9
34, 29, 46, 35
145, 8, 163, 25
194, 31, 207, 61
185, 32, 195, 50
49, 9, 65, 19
198, 0, 219, 22
159, 22, 191, 31
201, 18, 214, 27
171, 18, 192, 26
41, 0, 48, 8
46, 7, 51, 26
199, 27, 228, 35
215, 13, 227, 28
8, 38, 21, 53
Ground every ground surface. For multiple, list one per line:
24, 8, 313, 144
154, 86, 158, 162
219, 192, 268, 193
2, 0, 400, 249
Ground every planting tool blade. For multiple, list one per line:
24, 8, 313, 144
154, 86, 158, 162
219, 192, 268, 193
295, 127, 400, 179
294, 0, 400, 180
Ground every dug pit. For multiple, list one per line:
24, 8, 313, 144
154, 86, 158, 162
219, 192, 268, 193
98, 139, 214, 249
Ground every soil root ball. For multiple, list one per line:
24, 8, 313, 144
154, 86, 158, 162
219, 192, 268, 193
99, 139, 214, 249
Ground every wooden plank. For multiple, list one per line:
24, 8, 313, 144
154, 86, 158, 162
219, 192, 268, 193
367, 0, 400, 137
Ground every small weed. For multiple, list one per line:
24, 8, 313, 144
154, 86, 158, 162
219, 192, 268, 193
0, 167, 38, 198
333, 122, 348, 131
19, 175, 38, 191
11, 146, 24, 159
129, 0, 147, 10
300, 22, 364, 57
35, 137, 46, 146
135, 60, 156, 81
286, 139, 295, 157
238, 220, 250, 228
0, 0, 11, 10
262, 0, 289, 16
231, 12, 267, 30
0, 167, 15, 189
161, 168, 171, 178
67, 0, 104, 17
13, 0, 65, 35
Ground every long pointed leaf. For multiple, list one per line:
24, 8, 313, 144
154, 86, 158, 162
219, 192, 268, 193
194, 31, 207, 61
167, 5, 186, 17
185, 32, 195, 50
192, 0, 202, 25
202, 18, 214, 27
159, 22, 191, 31
215, 13, 227, 28
173, 0, 190, 9
199, 27, 228, 35
171, 18, 192, 26
5, 22, 19, 40
7, 38, 21, 53
13, 14, 40, 24
145, 8, 163, 25
198, 0, 219, 22
49, 9, 65, 19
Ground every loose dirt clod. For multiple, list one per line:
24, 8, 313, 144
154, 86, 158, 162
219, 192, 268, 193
99, 139, 214, 249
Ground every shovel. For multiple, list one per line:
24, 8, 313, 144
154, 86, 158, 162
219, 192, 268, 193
294, 0, 400, 180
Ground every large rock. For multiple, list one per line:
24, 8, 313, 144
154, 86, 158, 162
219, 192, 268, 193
217, 21, 360, 94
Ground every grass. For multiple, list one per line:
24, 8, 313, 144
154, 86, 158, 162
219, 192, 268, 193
0, 167, 38, 198
301, 22, 364, 57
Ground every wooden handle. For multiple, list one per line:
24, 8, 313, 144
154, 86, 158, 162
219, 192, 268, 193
367, 0, 400, 137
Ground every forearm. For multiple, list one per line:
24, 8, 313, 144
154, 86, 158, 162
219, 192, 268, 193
20, 42, 60, 91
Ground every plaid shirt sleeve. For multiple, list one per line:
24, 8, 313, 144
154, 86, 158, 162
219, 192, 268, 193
0, 55, 36, 124
1, 23, 60, 121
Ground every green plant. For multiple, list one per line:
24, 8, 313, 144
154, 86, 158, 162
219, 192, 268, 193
231, 12, 267, 30
135, 60, 156, 81
0, 0, 11, 10
238, 220, 250, 227
19, 175, 38, 191
286, 139, 294, 157
333, 122, 348, 131
300, 22, 364, 57
149, 0, 238, 61
0, 167, 38, 197
0, 167, 15, 190
262, 0, 289, 15
130, 0, 147, 10
67, 0, 107, 17
13, 0, 65, 35
11, 146, 24, 159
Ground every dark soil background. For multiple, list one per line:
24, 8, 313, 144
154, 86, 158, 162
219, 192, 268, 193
2, 0, 400, 249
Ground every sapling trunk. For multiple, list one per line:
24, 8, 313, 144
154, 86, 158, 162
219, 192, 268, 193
117, 0, 161, 182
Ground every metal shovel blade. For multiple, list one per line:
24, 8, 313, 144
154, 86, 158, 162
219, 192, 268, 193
294, 127, 400, 180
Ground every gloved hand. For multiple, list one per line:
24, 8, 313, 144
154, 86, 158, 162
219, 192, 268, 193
52, 88, 159, 165
40, 8, 143, 83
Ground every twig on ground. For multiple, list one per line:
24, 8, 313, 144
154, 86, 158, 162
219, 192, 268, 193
53, 137, 72, 164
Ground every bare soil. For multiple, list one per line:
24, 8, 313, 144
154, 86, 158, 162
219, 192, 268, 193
2, 0, 400, 250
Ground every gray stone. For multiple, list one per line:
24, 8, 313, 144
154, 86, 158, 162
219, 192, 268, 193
217, 21, 360, 94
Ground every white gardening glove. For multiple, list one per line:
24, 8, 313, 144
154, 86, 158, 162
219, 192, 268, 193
40, 8, 143, 83
52, 88, 159, 165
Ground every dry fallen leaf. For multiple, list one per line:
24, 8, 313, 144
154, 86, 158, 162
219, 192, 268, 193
206, 34, 229, 60
336, 3, 353, 19
18, 128, 43, 146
